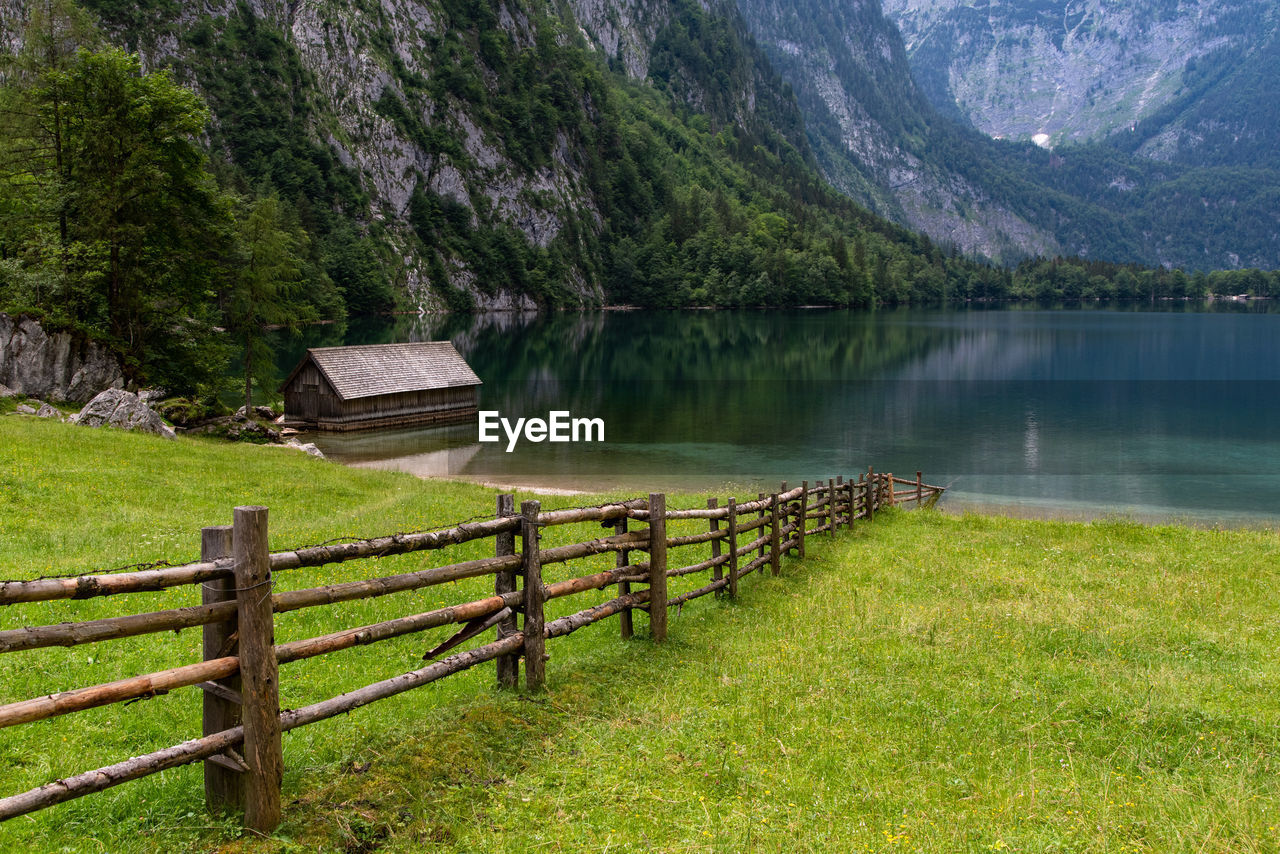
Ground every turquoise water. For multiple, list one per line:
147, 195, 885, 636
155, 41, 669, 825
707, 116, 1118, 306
278, 304, 1280, 522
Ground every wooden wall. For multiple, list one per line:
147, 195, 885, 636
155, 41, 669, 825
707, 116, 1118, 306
283, 361, 478, 430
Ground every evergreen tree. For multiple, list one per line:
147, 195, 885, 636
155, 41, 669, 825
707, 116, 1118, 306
224, 195, 311, 413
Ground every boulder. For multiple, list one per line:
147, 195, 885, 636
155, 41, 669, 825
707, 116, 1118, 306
0, 382, 14, 398
0, 313, 125, 403
35, 402, 61, 419
235, 404, 280, 420
15, 403, 35, 415
180, 414, 280, 443
283, 439, 325, 457
71, 389, 176, 440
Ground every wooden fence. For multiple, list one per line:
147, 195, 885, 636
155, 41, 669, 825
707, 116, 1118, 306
0, 469, 942, 831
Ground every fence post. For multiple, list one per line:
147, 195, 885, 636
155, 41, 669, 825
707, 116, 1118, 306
888, 473, 896, 507
232, 506, 283, 834
828, 479, 836, 534
616, 514, 633, 639
847, 477, 857, 526
709, 498, 722, 597
835, 476, 844, 530
769, 493, 780, 576
916, 471, 923, 506
495, 494, 518, 689
778, 482, 787, 556
521, 500, 545, 691
757, 493, 766, 560
866, 467, 875, 522
727, 497, 739, 600
648, 493, 668, 641
798, 481, 807, 558
201, 525, 241, 815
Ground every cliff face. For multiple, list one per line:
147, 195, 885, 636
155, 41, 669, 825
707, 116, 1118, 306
733, 0, 1059, 262
732, 0, 1280, 271
0, 314, 124, 403
881, 0, 1276, 152
0, 0, 700, 311
9, 0, 826, 310
4, 0, 1276, 286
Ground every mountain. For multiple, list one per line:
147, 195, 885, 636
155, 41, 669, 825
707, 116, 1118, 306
731, 0, 1060, 261
732, 0, 1280, 271
2, 0, 1275, 354
3, 0, 1005, 319
882, 0, 1278, 157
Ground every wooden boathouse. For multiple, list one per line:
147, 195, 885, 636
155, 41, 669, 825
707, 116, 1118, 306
280, 342, 481, 431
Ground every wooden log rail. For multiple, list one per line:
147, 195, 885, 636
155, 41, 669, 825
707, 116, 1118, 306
0, 471, 944, 829
0, 516, 524, 606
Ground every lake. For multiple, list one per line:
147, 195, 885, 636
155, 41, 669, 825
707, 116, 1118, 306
276, 303, 1280, 523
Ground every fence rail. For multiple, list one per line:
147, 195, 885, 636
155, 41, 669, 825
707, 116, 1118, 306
0, 469, 942, 829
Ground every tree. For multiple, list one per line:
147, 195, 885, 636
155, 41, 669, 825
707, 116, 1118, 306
59, 48, 225, 359
1, 9, 231, 392
223, 195, 312, 413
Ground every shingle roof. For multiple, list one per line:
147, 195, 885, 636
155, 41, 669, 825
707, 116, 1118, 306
289, 342, 481, 401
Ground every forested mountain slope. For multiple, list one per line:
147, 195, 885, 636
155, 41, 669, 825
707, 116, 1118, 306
4, 0, 1019, 331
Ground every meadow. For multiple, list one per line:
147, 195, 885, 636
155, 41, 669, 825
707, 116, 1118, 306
0, 414, 1276, 852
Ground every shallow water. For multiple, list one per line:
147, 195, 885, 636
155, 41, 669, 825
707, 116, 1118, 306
278, 303, 1280, 523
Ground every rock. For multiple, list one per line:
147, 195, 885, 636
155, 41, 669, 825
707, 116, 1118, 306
15, 403, 35, 415
235, 405, 279, 420
35, 402, 61, 419
287, 439, 325, 458
0, 313, 125, 403
0, 382, 14, 398
137, 388, 166, 404
71, 389, 176, 440
181, 414, 280, 443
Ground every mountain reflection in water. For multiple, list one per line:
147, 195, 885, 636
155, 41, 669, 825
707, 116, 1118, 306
277, 304, 1280, 522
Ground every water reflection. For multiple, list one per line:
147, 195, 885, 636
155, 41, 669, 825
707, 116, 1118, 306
277, 305, 1280, 521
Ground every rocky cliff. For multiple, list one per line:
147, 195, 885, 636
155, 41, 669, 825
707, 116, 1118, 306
10, 0, 687, 311
0, 313, 124, 403
3, 0, 822, 309
734, 0, 1060, 262
882, 0, 1276, 152
733, 0, 1280, 271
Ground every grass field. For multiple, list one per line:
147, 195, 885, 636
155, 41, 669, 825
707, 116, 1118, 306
0, 415, 1278, 852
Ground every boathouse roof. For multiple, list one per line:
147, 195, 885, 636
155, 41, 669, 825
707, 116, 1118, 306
281, 342, 482, 401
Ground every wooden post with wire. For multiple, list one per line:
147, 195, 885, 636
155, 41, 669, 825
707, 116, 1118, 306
521, 500, 545, 690
616, 513, 633, 638
757, 493, 766, 560
866, 467, 875, 522
828, 479, 836, 534
769, 493, 781, 575
201, 525, 240, 815
709, 497, 722, 597
232, 506, 282, 833
495, 494, 518, 688
797, 481, 807, 558
727, 497, 739, 599
648, 493, 668, 641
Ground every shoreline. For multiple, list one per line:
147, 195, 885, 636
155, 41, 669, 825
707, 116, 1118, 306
408, 472, 1280, 531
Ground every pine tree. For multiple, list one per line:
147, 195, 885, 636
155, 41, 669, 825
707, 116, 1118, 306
224, 195, 312, 414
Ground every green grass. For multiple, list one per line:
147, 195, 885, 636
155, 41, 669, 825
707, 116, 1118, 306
1, 416, 1278, 852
